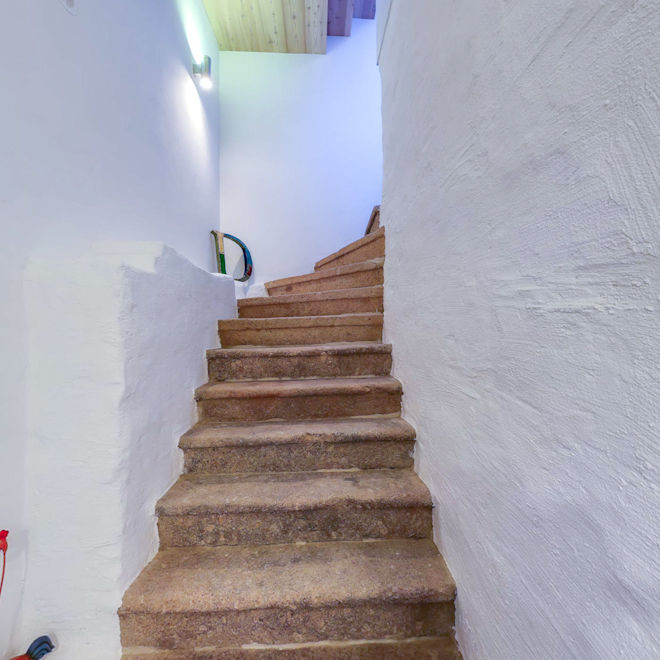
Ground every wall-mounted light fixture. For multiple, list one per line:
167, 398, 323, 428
192, 55, 213, 90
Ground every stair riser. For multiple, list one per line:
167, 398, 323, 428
121, 636, 459, 659
218, 323, 382, 347
183, 440, 414, 473
120, 601, 453, 649
208, 351, 391, 381
238, 295, 383, 318
196, 390, 401, 422
315, 235, 385, 272
267, 269, 383, 296
158, 506, 432, 547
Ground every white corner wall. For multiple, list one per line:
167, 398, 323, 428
218, 18, 383, 286
379, 2, 660, 659
19, 244, 235, 659
0, 0, 220, 653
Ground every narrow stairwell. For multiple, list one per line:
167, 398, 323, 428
119, 226, 460, 659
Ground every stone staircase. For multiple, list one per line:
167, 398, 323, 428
119, 226, 460, 659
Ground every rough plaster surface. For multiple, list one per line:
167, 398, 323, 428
18, 244, 235, 659
218, 18, 383, 286
379, 1, 660, 658
0, 1, 219, 650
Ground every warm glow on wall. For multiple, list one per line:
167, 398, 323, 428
193, 55, 213, 90
177, 1, 214, 91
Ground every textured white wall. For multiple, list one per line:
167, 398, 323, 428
218, 18, 382, 286
0, 1, 219, 651
20, 244, 235, 659
379, 1, 660, 658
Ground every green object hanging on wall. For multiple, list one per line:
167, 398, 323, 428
211, 230, 253, 282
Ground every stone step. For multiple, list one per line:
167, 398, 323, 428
315, 227, 385, 271
237, 286, 383, 318
119, 539, 455, 650
218, 313, 382, 347
180, 417, 416, 474
156, 469, 432, 547
122, 635, 460, 659
195, 376, 401, 423
207, 342, 392, 382
265, 260, 383, 296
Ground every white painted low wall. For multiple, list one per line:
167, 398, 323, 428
17, 243, 235, 659
379, 1, 660, 658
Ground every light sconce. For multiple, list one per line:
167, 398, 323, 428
193, 55, 213, 90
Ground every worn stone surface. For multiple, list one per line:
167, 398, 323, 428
315, 227, 385, 271
120, 540, 455, 647
157, 469, 432, 546
181, 418, 415, 473
157, 469, 431, 515
181, 418, 416, 449
218, 313, 383, 347
121, 235, 458, 658
265, 260, 383, 296
207, 342, 392, 381
237, 286, 383, 319
122, 635, 460, 659
195, 376, 402, 422
182, 439, 413, 473
121, 602, 454, 650
159, 506, 432, 547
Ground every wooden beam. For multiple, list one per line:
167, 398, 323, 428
203, 0, 328, 54
327, 0, 353, 37
294, 0, 327, 55
353, 0, 375, 19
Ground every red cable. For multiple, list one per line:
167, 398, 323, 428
0, 551, 6, 599
0, 530, 8, 600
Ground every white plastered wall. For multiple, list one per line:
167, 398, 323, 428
0, 0, 221, 652
218, 18, 383, 288
378, 1, 660, 658
20, 244, 235, 659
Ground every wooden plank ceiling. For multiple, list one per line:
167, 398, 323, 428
203, 0, 328, 54
203, 0, 376, 54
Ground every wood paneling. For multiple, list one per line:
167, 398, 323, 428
328, 0, 353, 37
353, 0, 375, 19
203, 0, 328, 54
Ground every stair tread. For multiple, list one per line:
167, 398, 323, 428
265, 260, 383, 290
207, 341, 391, 359
315, 227, 385, 271
120, 539, 454, 614
219, 313, 381, 329
238, 285, 383, 307
157, 468, 431, 515
181, 417, 415, 449
196, 376, 401, 400
122, 635, 459, 659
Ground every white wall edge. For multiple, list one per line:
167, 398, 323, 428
19, 242, 236, 659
